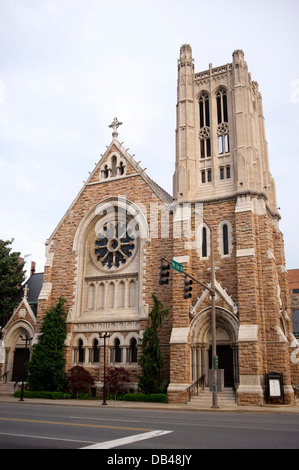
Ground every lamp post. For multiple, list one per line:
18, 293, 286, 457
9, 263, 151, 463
19, 334, 32, 402
209, 225, 218, 409
99, 331, 110, 405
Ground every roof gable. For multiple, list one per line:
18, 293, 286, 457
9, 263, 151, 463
47, 136, 173, 243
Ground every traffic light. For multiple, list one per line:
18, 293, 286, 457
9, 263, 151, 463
159, 259, 170, 285
183, 277, 193, 299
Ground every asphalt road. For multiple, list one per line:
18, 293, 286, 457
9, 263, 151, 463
0, 402, 299, 450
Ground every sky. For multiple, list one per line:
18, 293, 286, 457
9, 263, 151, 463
0, 0, 298, 273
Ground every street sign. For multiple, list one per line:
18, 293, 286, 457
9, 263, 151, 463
171, 259, 183, 273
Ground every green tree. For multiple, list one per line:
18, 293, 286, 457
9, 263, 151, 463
0, 239, 25, 322
138, 294, 168, 394
27, 297, 67, 391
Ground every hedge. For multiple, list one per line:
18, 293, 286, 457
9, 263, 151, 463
122, 393, 168, 403
14, 390, 72, 400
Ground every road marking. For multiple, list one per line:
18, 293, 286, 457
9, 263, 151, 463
0, 431, 96, 445
69, 416, 141, 423
0, 417, 154, 432
81, 429, 173, 449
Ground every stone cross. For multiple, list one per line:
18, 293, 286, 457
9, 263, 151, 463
109, 117, 123, 139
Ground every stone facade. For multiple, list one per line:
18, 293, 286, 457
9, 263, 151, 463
1, 45, 298, 405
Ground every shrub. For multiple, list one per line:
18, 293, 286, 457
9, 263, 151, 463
14, 390, 72, 399
106, 366, 130, 400
66, 366, 95, 398
122, 393, 168, 403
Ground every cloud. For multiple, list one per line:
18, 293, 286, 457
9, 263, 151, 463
0, 0, 298, 272
0, 80, 5, 104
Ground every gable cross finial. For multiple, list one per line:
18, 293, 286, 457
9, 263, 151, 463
109, 117, 123, 140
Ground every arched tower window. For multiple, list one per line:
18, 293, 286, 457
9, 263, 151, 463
216, 89, 229, 154
223, 224, 229, 255
202, 226, 207, 258
199, 93, 211, 159
218, 220, 233, 257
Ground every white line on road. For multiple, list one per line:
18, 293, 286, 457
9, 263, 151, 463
69, 416, 141, 423
81, 430, 173, 449
0, 432, 96, 445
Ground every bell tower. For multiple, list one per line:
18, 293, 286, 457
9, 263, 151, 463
169, 45, 298, 406
173, 45, 278, 215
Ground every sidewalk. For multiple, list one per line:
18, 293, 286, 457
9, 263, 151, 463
1, 394, 299, 414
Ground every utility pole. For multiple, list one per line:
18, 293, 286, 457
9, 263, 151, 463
209, 225, 218, 409
160, 215, 219, 409
99, 331, 110, 405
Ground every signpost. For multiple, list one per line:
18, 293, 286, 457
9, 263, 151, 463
171, 259, 183, 273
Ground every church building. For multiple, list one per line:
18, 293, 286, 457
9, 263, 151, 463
1, 45, 299, 405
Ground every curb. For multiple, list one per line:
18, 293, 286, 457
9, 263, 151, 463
1, 395, 299, 414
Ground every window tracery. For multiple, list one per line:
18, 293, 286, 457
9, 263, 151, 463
216, 89, 229, 155
199, 93, 211, 159
94, 217, 137, 270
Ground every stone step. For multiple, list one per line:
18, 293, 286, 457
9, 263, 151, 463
0, 382, 16, 396
189, 388, 237, 407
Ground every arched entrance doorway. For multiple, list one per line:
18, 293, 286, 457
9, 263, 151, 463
3, 322, 34, 382
12, 334, 31, 381
190, 307, 239, 389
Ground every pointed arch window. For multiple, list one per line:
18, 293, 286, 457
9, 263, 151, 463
202, 227, 207, 258
216, 89, 230, 155
223, 224, 229, 255
218, 220, 233, 257
217, 89, 228, 124
199, 93, 211, 159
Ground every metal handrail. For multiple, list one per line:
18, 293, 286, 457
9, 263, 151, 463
0, 371, 9, 384
186, 374, 206, 400
14, 374, 26, 390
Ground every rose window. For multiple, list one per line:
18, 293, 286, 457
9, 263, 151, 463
95, 220, 137, 270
